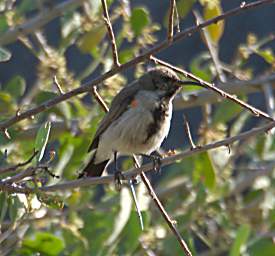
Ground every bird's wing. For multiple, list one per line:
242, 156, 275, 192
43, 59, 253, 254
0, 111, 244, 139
88, 81, 140, 152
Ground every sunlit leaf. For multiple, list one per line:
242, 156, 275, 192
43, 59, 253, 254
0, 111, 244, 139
255, 49, 275, 64
130, 7, 150, 36
0, 47, 11, 62
177, 0, 196, 18
34, 121, 51, 163
203, 1, 224, 43
230, 224, 251, 256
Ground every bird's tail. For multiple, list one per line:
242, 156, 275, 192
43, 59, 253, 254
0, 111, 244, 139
78, 153, 109, 178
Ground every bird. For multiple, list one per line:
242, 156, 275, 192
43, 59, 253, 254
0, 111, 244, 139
79, 66, 200, 180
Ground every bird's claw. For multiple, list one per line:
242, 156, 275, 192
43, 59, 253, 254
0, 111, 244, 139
151, 155, 162, 174
114, 170, 125, 191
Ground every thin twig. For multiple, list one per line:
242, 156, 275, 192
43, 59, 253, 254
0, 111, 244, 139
174, 73, 275, 110
193, 10, 226, 82
53, 76, 64, 94
168, 0, 176, 41
183, 115, 197, 149
0, 151, 38, 174
150, 56, 274, 122
92, 86, 109, 112
101, 0, 120, 67
129, 179, 144, 230
133, 156, 192, 256
0, 0, 273, 130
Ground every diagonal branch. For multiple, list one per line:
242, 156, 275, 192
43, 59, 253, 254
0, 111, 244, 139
0, 151, 38, 174
101, 0, 120, 67
0, 0, 273, 131
174, 73, 275, 110
150, 56, 274, 122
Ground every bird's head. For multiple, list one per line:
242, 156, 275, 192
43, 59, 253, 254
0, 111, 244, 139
139, 67, 189, 99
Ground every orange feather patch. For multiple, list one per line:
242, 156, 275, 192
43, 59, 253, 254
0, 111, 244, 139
130, 99, 139, 108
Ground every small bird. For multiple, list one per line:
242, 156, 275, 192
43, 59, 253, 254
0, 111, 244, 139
79, 66, 200, 179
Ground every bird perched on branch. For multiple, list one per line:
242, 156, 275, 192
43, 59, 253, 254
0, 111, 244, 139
79, 66, 200, 182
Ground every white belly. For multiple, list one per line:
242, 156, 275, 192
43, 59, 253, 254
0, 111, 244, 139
95, 104, 172, 163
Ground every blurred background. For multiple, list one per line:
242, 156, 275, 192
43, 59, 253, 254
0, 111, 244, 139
0, 0, 275, 255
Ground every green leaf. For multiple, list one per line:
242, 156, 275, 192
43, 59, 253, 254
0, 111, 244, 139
22, 232, 65, 256
0, 47, 11, 62
130, 7, 150, 36
4, 75, 26, 99
0, 15, 9, 34
77, 25, 106, 53
34, 91, 58, 105
213, 100, 243, 124
177, 0, 196, 18
8, 195, 23, 223
248, 238, 275, 256
193, 152, 216, 190
189, 53, 212, 84
34, 121, 52, 163
229, 224, 251, 256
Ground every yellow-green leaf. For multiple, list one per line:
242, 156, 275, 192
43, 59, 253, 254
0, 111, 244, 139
203, 1, 224, 43
78, 25, 106, 53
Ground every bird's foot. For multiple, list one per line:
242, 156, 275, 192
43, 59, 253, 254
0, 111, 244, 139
141, 153, 162, 174
114, 170, 125, 191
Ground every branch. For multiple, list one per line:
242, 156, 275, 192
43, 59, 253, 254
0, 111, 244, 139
174, 73, 275, 110
150, 56, 274, 121
1, 120, 275, 194
0, 0, 86, 46
168, 0, 176, 41
101, 0, 120, 67
0, 0, 273, 131
193, 10, 226, 82
3, 119, 271, 194
0, 151, 38, 174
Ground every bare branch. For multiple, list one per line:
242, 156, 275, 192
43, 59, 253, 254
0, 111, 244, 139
168, 0, 176, 41
101, 0, 120, 67
0, 151, 38, 174
183, 115, 197, 149
193, 10, 226, 82
0, 0, 86, 46
0, 0, 273, 131
150, 56, 274, 122
1, 119, 271, 194
92, 86, 109, 112
1, 119, 275, 195
53, 76, 64, 95
174, 73, 275, 110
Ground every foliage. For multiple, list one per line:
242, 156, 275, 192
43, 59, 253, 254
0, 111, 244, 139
0, 0, 275, 255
